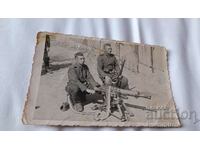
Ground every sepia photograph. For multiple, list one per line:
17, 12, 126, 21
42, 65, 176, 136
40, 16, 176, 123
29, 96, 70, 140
22, 32, 180, 127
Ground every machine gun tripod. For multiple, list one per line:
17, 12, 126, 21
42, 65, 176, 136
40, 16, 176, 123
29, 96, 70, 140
93, 85, 151, 122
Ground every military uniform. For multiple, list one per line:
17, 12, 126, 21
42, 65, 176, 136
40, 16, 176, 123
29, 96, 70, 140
66, 63, 99, 105
97, 53, 129, 89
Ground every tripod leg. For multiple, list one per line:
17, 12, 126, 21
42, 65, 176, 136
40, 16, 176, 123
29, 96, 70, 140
121, 102, 134, 118
116, 103, 127, 122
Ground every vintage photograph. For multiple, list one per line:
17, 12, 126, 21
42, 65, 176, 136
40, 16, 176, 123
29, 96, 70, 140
22, 32, 181, 127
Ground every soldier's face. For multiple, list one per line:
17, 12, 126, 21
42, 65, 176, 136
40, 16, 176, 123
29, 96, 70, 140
105, 45, 112, 54
76, 56, 85, 65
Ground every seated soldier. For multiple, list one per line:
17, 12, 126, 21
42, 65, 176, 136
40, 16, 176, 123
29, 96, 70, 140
66, 52, 100, 112
97, 43, 129, 89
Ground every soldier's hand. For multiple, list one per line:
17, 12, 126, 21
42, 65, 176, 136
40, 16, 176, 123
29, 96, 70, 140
94, 86, 100, 91
133, 90, 140, 96
86, 89, 95, 94
118, 75, 123, 79
105, 76, 112, 85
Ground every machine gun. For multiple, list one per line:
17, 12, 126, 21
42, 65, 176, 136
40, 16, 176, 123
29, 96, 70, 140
96, 85, 151, 100
93, 57, 151, 122
94, 85, 151, 122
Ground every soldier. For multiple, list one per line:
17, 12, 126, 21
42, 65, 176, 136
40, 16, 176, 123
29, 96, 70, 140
97, 43, 129, 89
66, 52, 100, 112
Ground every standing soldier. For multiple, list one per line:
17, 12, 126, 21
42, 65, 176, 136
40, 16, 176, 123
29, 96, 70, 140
66, 52, 100, 112
43, 34, 50, 73
97, 43, 129, 89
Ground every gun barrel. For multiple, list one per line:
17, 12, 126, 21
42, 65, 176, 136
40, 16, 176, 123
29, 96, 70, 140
96, 86, 151, 100
96, 86, 137, 96
114, 88, 137, 96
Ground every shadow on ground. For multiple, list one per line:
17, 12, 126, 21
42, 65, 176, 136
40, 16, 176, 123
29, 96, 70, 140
41, 62, 72, 75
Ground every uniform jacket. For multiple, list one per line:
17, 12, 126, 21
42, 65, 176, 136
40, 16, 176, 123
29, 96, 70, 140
67, 63, 99, 92
97, 53, 120, 80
